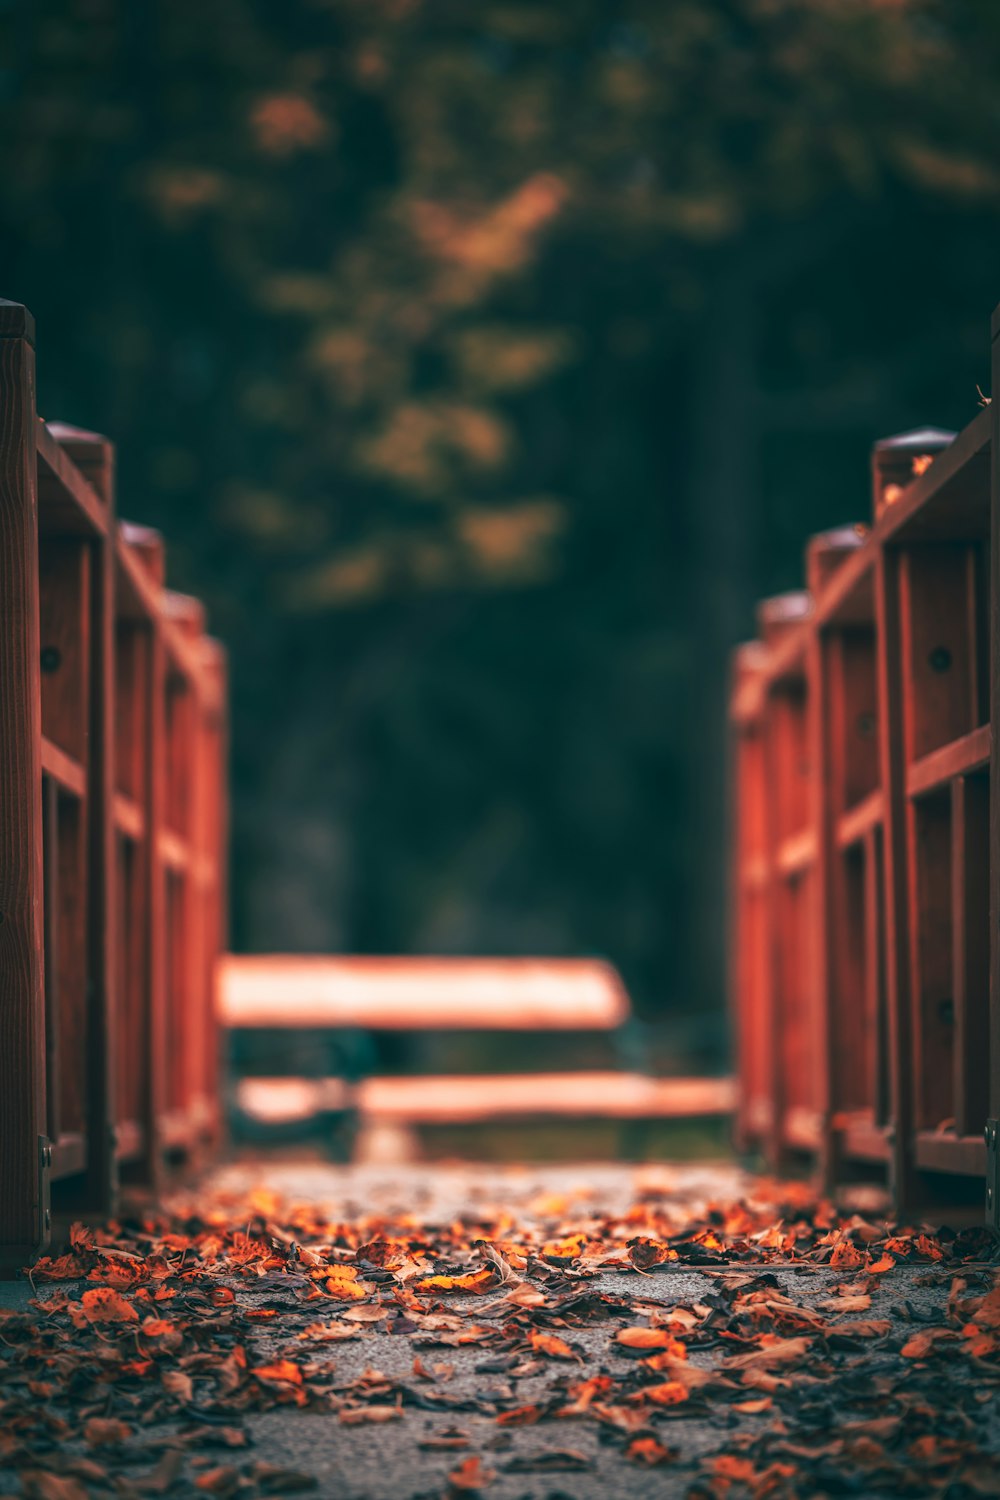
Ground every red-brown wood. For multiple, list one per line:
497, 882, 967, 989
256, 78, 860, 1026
0, 299, 228, 1257
730, 323, 998, 1219
0, 304, 47, 1265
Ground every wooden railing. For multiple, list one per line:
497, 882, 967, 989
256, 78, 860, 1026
729, 301, 1000, 1225
0, 300, 227, 1267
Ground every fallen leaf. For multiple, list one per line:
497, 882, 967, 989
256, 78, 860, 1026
80, 1286, 139, 1324
626, 1436, 677, 1466
448, 1455, 496, 1489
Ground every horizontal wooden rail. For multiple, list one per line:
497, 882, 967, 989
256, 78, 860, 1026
235, 1073, 737, 1126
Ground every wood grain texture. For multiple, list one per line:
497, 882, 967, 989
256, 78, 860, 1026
0, 323, 46, 1256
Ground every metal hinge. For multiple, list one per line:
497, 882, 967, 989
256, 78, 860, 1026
986, 1121, 1000, 1231
38, 1134, 52, 1248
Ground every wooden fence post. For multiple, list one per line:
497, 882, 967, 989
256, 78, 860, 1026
0, 300, 47, 1267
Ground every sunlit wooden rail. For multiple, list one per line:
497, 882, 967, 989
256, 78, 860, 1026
0, 301, 227, 1268
218, 955, 630, 1030
729, 301, 1000, 1225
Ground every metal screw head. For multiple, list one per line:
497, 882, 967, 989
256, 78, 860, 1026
40, 646, 61, 673
928, 646, 952, 673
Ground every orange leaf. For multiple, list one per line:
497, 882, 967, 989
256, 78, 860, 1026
194, 1469, 239, 1494
626, 1436, 676, 1466
140, 1318, 176, 1338
632, 1380, 688, 1406
616, 1326, 684, 1353
80, 1287, 139, 1324
496, 1405, 542, 1426
540, 1234, 587, 1261
529, 1330, 577, 1360
250, 1360, 303, 1386
324, 1265, 372, 1301
448, 1456, 496, 1490
413, 1268, 496, 1294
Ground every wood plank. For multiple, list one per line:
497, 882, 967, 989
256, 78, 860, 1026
0, 309, 47, 1261
49, 1131, 87, 1180
990, 298, 1000, 1229
899, 545, 976, 765
875, 546, 920, 1212
811, 544, 875, 630
76, 428, 117, 1218
144, 627, 167, 1190
115, 1119, 144, 1163
158, 829, 191, 871
836, 789, 883, 849
40, 737, 87, 799
835, 1109, 892, 1164
907, 723, 991, 799
113, 792, 144, 842
237, 1073, 736, 1125
914, 1131, 986, 1177
781, 1107, 823, 1152
907, 794, 954, 1131
42, 778, 59, 1144
218, 956, 631, 1031
35, 421, 108, 537
38, 542, 90, 761
876, 406, 990, 543
774, 828, 816, 878
866, 827, 890, 1127
952, 775, 990, 1137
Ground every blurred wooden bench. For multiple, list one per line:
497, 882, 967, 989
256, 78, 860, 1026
218, 955, 734, 1146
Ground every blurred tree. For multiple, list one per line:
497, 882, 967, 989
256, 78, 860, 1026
3, 0, 1000, 1045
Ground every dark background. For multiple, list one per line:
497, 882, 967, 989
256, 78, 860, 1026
3, 1, 1000, 1066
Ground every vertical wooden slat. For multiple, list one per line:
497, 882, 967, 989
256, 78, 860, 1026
146, 625, 167, 1189
42, 776, 59, 1144
952, 773, 989, 1137
0, 301, 47, 1263
875, 545, 919, 1213
810, 629, 836, 1183
53, 427, 117, 1216
989, 304, 1000, 1228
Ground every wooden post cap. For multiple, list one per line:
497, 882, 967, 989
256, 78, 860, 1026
0, 299, 35, 342
805, 523, 867, 599
163, 589, 207, 640
47, 422, 115, 503
120, 521, 166, 588
871, 427, 954, 521
755, 590, 810, 649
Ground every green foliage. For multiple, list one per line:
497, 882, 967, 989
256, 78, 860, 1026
3, 0, 1000, 1030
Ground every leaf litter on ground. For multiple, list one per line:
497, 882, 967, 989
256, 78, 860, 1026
1, 1173, 999, 1496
